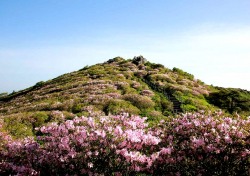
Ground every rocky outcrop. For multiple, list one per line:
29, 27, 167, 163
132, 55, 147, 65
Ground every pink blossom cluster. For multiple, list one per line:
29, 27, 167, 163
0, 112, 249, 175
153, 112, 250, 175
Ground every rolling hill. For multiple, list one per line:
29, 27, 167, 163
0, 56, 249, 138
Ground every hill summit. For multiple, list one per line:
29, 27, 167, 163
0, 56, 250, 138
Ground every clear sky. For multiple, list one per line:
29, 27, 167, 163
1, 0, 250, 93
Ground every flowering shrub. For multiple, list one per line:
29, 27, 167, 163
0, 114, 161, 175
153, 112, 250, 175
0, 112, 249, 175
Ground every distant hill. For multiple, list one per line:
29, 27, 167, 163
0, 56, 249, 138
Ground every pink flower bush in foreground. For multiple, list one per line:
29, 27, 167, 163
153, 113, 250, 175
0, 112, 249, 175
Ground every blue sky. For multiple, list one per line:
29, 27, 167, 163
0, 0, 250, 93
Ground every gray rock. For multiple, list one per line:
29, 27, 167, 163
132, 55, 147, 65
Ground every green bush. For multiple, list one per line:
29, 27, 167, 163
88, 65, 106, 77
104, 99, 140, 115
107, 57, 125, 63
34, 81, 45, 88
163, 110, 172, 116
145, 61, 164, 69
4, 117, 33, 138
150, 74, 174, 83
161, 99, 173, 111
0, 92, 8, 98
145, 110, 164, 121
141, 109, 168, 127
181, 104, 197, 112
119, 84, 137, 94
63, 111, 76, 120
72, 103, 83, 113
32, 112, 49, 127
152, 94, 173, 113
123, 94, 155, 110
173, 67, 194, 80
207, 88, 250, 114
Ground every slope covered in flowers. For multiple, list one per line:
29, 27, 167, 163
0, 112, 249, 175
0, 57, 219, 138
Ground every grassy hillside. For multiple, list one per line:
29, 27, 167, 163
0, 56, 249, 138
